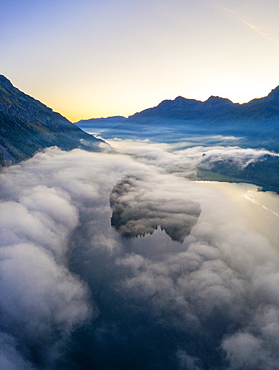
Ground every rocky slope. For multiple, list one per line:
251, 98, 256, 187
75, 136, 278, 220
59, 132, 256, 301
0, 75, 102, 165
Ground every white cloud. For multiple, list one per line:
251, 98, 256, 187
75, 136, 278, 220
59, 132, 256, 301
107, 138, 279, 177
0, 144, 279, 368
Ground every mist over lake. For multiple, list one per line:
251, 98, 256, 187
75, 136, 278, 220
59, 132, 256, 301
2, 0, 279, 367
1, 139, 279, 369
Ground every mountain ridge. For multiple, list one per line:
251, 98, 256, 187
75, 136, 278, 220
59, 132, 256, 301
0, 75, 102, 165
126, 87, 279, 123
94, 85, 279, 152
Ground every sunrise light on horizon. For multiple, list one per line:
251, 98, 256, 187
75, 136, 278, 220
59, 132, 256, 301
3, 2, 279, 368
1, 0, 279, 121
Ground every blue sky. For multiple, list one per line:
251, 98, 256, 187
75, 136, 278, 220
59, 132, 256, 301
1, 0, 279, 121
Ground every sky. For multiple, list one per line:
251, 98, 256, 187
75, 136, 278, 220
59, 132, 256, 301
1, 0, 279, 121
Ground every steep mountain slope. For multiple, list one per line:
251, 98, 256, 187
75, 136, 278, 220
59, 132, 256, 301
0, 75, 102, 165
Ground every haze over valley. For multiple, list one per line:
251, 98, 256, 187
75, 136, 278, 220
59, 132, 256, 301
1, 75, 279, 369
2, 1, 279, 368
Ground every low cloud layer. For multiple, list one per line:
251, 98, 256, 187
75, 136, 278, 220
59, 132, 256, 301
108, 139, 279, 177
1, 144, 279, 369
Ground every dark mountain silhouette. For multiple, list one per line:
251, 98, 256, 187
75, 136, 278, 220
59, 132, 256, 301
91, 87, 279, 192
76, 116, 126, 127
0, 75, 102, 165
99, 86, 279, 151
127, 87, 279, 124
75, 116, 126, 134
128, 95, 236, 122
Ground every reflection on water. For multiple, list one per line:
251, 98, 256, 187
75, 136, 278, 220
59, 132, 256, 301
197, 181, 279, 249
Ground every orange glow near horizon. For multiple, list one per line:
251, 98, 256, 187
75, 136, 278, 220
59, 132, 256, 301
1, 0, 279, 121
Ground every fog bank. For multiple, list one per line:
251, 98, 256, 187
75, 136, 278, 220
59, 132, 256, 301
1, 144, 279, 369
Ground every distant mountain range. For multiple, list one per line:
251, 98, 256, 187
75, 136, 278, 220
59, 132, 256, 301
0, 75, 102, 165
128, 86, 279, 123
2, 72, 279, 184
77, 116, 126, 127
80, 86, 279, 151
76, 116, 126, 134
75, 86, 279, 192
